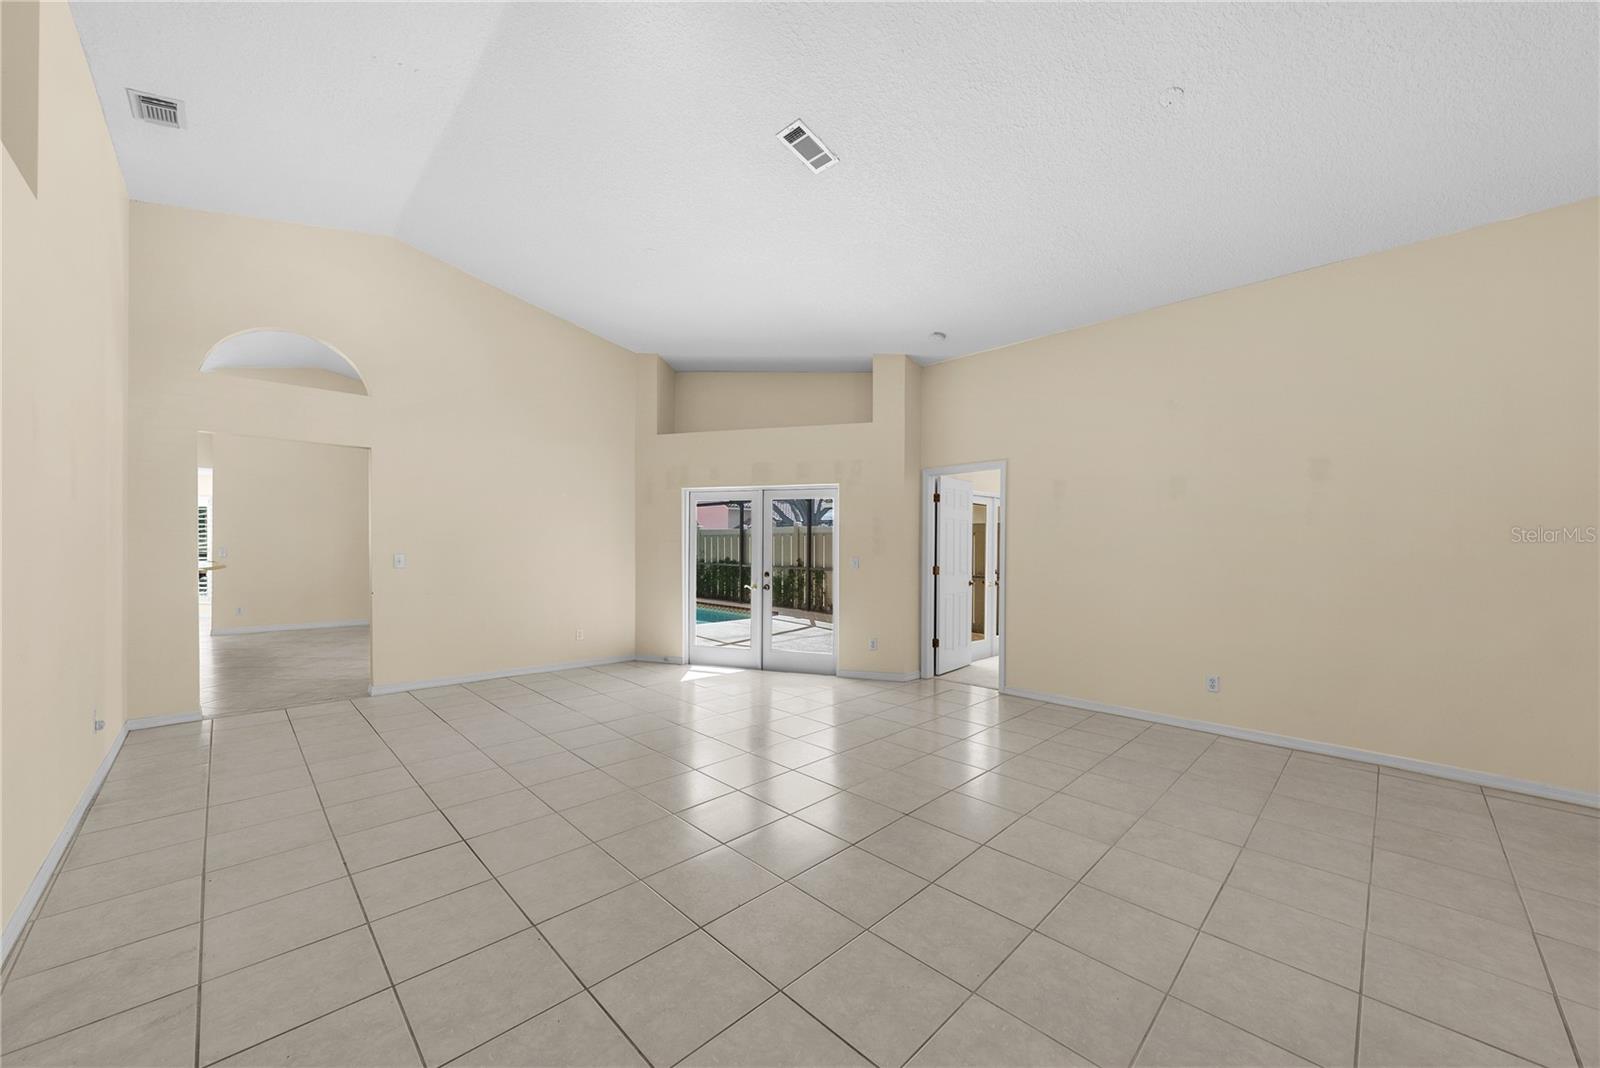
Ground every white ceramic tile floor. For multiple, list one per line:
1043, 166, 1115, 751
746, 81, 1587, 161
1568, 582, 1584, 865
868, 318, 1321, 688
2, 661, 1594, 1067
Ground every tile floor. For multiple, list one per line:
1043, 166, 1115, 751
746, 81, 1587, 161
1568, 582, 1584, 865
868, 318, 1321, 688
940, 656, 999, 690
200, 608, 369, 716
3, 661, 1595, 1067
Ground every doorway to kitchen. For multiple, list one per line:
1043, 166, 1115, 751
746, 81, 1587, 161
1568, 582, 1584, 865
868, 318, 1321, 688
686, 486, 837, 675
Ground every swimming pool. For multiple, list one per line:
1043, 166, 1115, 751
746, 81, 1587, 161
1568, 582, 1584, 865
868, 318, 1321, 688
695, 606, 749, 624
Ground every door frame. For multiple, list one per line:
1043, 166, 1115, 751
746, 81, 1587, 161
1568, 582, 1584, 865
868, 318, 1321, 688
920, 461, 1008, 685
971, 493, 1000, 660
683, 484, 841, 675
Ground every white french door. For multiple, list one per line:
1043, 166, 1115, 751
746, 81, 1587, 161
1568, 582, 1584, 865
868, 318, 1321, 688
934, 475, 974, 673
687, 487, 837, 674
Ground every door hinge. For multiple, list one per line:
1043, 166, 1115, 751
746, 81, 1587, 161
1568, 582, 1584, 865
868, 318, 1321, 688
932, 492, 941, 503
932, 565, 940, 576
932, 638, 940, 648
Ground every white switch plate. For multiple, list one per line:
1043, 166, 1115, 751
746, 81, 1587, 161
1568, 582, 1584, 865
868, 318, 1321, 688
393, 553, 407, 569
868, 638, 878, 651
850, 556, 861, 569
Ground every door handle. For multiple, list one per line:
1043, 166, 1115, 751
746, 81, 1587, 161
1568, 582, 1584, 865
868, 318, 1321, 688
762, 584, 771, 590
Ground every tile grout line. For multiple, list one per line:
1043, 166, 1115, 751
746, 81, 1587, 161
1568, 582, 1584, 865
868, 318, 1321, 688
899, 718, 1229, 1068
345, 695, 658, 1068
279, 705, 431, 1068
192, 718, 216, 1068
1482, 786, 1586, 1068
1352, 759, 1382, 1065
1125, 737, 1293, 1067
380, 677, 941, 1066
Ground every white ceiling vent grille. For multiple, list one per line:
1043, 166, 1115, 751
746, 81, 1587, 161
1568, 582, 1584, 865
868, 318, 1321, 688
126, 89, 185, 129
780, 120, 837, 173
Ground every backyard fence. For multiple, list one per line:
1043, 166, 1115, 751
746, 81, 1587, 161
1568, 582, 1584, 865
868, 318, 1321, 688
697, 526, 834, 617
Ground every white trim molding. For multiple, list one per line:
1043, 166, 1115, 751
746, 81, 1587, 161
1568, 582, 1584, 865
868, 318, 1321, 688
210, 619, 368, 636
368, 655, 640, 696
128, 711, 203, 730
3, 710, 209, 961
1004, 685, 1600, 810
839, 669, 919, 682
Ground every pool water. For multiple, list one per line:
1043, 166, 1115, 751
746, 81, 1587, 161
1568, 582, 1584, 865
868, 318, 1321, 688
696, 606, 749, 624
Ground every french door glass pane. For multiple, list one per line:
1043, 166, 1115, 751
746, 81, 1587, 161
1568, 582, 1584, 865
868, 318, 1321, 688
694, 499, 754, 649
767, 496, 834, 659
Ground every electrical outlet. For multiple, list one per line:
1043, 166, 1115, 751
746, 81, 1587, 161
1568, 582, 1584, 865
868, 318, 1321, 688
1206, 675, 1221, 694
868, 638, 878, 651
92, 708, 105, 733
575, 627, 584, 641
234, 606, 244, 616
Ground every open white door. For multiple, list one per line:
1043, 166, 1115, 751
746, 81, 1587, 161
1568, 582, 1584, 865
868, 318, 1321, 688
935, 475, 974, 673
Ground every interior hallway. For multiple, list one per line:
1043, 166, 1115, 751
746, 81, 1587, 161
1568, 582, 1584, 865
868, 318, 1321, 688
200, 606, 370, 716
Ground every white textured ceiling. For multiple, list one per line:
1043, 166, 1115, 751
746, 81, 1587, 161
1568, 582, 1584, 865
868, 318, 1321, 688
74, 3, 1598, 371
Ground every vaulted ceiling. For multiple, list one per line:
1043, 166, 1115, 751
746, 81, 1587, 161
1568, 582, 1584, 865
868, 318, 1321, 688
72, 2, 1598, 370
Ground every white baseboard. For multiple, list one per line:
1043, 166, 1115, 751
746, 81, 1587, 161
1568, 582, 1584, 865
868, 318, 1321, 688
631, 656, 685, 665
211, 620, 368, 636
128, 711, 203, 730
3, 727, 127, 961
839, 669, 919, 682
1003, 685, 1600, 810
369, 655, 640, 696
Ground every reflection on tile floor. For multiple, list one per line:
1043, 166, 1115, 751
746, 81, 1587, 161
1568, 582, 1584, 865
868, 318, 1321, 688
200, 611, 369, 716
2, 661, 1595, 1067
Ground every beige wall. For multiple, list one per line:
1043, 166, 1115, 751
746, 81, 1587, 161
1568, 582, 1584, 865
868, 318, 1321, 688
636, 355, 924, 676
209, 433, 369, 632
923, 200, 1600, 795
127, 203, 638, 712
1, 2, 129, 926
671, 372, 872, 433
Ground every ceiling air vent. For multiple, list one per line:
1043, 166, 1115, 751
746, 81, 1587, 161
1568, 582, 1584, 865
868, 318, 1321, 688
779, 120, 837, 173
126, 89, 185, 129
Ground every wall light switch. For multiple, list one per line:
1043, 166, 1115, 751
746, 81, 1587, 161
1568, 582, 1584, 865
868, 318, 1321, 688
868, 638, 878, 651
393, 552, 407, 569
217, 546, 229, 559
850, 556, 861, 569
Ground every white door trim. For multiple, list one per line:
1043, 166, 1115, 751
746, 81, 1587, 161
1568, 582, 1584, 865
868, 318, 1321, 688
920, 461, 1007, 685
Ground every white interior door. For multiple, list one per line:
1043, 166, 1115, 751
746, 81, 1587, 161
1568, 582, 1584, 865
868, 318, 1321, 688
935, 476, 974, 673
